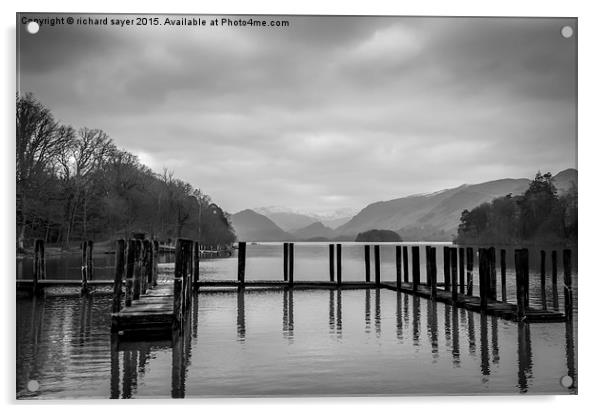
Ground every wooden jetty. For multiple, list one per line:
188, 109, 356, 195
18, 238, 573, 342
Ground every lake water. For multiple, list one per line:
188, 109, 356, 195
16, 242, 577, 398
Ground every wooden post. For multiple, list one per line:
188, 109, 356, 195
500, 249, 507, 302
336, 244, 342, 285
443, 246, 450, 291
33, 239, 41, 296
193, 241, 200, 285
283, 243, 289, 282
124, 240, 135, 306
539, 250, 547, 310
396, 245, 402, 289
466, 247, 474, 296
451, 247, 458, 303
152, 240, 159, 286
402, 246, 409, 283
515, 249, 529, 320
425, 246, 432, 288
563, 249, 573, 319
411, 246, 420, 291
374, 245, 380, 286
329, 244, 335, 282
141, 240, 151, 295
288, 243, 294, 285
173, 239, 184, 330
112, 239, 125, 313
488, 247, 497, 301
478, 248, 489, 311
459, 247, 465, 294
81, 241, 93, 296
430, 246, 438, 299
133, 240, 142, 300
364, 245, 371, 282
237, 242, 246, 284
551, 250, 559, 309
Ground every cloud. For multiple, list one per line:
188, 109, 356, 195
18, 14, 577, 213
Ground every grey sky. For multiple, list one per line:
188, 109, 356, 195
18, 15, 577, 214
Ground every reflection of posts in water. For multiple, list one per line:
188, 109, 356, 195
237, 287, 246, 340
79, 295, 92, 346
480, 313, 490, 377
282, 288, 294, 339
491, 317, 499, 365
467, 310, 476, 357
565, 320, 576, 390
283, 288, 288, 336
517, 321, 533, 393
288, 289, 294, 337
444, 304, 451, 348
451, 307, 460, 367
110, 335, 120, 399
364, 289, 371, 332
403, 293, 409, 326
396, 292, 403, 342
122, 348, 136, 399
375, 288, 381, 337
427, 299, 438, 358
336, 289, 342, 338
412, 295, 420, 344
329, 290, 335, 333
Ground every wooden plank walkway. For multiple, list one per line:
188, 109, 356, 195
111, 281, 175, 339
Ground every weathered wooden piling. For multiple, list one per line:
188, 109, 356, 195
428, 246, 438, 299
152, 240, 159, 286
515, 248, 529, 320
288, 243, 294, 285
411, 246, 420, 292
124, 239, 136, 307
466, 247, 474, 296
336, 244, 342, 285
425, 246, 432, 288
443, 246, 450, 291
283, 243, 289, 282
173, 239, 187, 330
500, 249, 507, 302
374, 245, 381, 286
81, 240, 93, 295
237, 242, 246, 284
32, 239, 46, 296
451, 247, 458, 303
551, 250, 559, 309
396, 245, 402, 289
133, 240, 142, 300
478, 248, 490, 311
193, 241, 200, 285
329, 244, 335, 282
459, 248, 465, 294
488, 247, 496, 301
112, 239, 125, 313
364, 245, 371, 282
403, 246, 409, 283
563, 249, 573, 319
540, 250, 547, 310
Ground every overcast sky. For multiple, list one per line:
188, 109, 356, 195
18, 15, 577, 215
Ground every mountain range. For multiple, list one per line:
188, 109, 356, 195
230, 169, 577, 242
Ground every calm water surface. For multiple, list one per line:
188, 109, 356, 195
16, 243, 577, 398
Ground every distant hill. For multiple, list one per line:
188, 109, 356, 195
231, 209, 293, 242
254, 206, 355, 232
336, 169, 577, 241
355, 229, 402, 242
292, 222, 336, 240
254, 209, 317, 232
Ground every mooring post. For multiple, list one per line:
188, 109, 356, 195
237, 242, 246, 285
80, 241, 90, 295
478, 248, 489, 311
124, 240, 135, 307
283, 243, 289, 282
336, 243, 342, 285
141, 240, 151, 295
443, 246, 450, 291
539, 250, 547, 310
551, 250, 559, 309
112, 239, 125, 313
411, 246, 420, 291
466, 247, 474, 296
515, 249, 529, 320
459, 248, 465, 294
329, 244, 334, 282
396, 245, 402, 289
374, 245, 381, 286
488, 247, 497, 301
33, 239, 43, 296
152, 240, 159, 286
500, 249, 507, 302
563, 249, 573, 319
430, 246, 438, 299
173, 239, 184, 330
451, 247, 458, 303
402, 246, 409, 283
133, 240, 143, 300
288, 243, 294, 285
364, 245, 371, 283
193, 241, 200, 285
425, 246, 432, 288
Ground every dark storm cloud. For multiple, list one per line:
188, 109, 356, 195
18, 15, 577, 213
